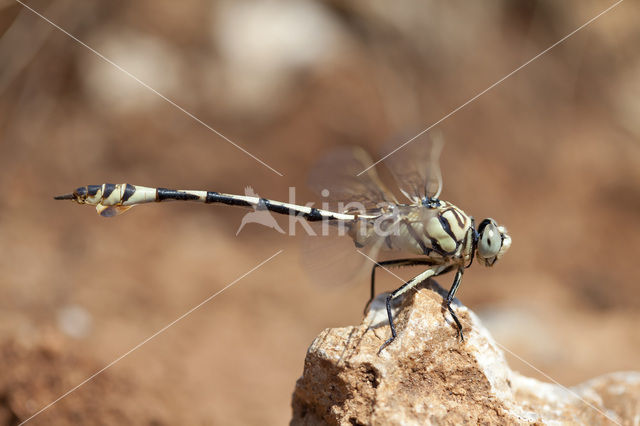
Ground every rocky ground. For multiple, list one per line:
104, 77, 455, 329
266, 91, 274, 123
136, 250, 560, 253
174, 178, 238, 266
292, 281, 640, 425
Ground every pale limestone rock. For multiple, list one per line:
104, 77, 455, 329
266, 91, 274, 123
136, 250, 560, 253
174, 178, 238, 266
291, 280, 640, 425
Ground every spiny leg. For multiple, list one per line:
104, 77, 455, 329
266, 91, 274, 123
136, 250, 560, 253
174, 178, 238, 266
365, 258, 435, 314
378, 267, 438, 353
445, 267, 464, 341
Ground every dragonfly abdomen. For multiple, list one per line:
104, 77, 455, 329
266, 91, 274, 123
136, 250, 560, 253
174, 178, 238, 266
55, 183, 360, 221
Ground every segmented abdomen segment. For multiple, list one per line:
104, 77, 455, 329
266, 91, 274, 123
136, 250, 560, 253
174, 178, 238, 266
203, 192, 357, 222
76, 184, 205, 206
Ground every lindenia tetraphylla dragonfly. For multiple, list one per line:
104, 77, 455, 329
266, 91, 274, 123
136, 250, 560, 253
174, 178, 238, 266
55, 135, 511, 352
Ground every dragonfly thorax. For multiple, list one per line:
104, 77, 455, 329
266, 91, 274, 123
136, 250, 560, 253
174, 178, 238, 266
348, 201, 476, 263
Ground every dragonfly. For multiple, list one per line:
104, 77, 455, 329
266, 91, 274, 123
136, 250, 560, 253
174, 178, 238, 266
55, 138, 511, 352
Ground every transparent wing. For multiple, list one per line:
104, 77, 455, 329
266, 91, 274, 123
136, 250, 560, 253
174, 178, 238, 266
308, 146, 398, 212
382, 129, 444, 204
298, 223, 380, 289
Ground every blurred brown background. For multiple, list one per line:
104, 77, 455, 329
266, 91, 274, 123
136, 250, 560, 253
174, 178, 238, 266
1, 0, 639, 424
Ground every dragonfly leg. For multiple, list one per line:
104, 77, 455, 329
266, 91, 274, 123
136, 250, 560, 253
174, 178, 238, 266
445, 267, 464, 341
378, 267, 437, 354
365, 258, 436, 315
377, 292, 397, 353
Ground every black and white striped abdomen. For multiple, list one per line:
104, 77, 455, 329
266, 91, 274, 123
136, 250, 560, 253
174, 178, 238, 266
63, 183, 359, 221
75, 184, 185, 206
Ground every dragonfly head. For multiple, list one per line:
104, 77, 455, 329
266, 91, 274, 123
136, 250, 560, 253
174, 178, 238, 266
476, 218, 511, 267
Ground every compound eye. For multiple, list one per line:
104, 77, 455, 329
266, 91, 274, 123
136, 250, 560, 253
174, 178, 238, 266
478, 221, 501, 259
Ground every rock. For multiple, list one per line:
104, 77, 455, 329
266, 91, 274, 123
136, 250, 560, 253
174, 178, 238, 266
291, 280, 640, 425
